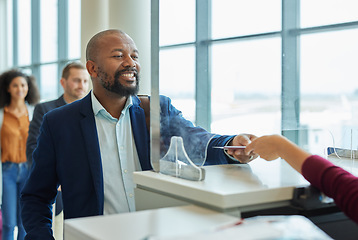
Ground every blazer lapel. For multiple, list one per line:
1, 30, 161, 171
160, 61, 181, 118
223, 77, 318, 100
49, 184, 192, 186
79, 93, 104, 214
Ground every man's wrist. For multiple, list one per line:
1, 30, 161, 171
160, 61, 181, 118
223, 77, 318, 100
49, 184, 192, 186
224, 137, 238, 161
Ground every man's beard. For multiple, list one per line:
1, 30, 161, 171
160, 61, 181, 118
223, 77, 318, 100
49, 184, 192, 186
98, 67, 139, 97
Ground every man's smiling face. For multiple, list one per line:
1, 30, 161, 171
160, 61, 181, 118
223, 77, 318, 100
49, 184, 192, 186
95, 33, 141, 97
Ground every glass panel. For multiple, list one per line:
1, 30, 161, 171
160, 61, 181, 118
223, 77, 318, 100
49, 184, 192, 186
211, 37, 281, 136
212, 0, 281, 39
159, 0, 195, 46
17, 0, 31, 66
68, 0, 81, 59
40, 64, 58, 100
40, 0, 58, 62
301, 0, 358, 28
282, 128, 335, 158
300, 29, 358, 148
158, 46, 209, 172
339, 128, 358, 152
159, 46, 196, 123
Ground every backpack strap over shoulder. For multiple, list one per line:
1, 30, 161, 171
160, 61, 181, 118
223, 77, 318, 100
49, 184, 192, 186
138, 95, 150, 131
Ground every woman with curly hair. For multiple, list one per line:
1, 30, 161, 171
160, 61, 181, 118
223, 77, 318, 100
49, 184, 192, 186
0, 69, 39, 240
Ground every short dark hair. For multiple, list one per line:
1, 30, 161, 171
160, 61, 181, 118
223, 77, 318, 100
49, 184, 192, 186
62, 62, 86, 80
0, 69, 40, 108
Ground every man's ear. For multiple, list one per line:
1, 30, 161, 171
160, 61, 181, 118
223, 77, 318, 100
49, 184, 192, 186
86, 60, 98, 78
60, 78, 66, 88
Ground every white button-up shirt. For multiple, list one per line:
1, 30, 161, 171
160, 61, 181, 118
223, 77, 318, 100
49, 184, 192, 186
91, 92, 142, 215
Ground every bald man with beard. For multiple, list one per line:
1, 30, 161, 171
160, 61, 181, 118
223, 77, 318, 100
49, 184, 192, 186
20, 29, 257, 239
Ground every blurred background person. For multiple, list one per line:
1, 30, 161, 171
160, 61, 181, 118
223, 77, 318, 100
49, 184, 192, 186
0, 69, 40, 240
26, 61, 89, 166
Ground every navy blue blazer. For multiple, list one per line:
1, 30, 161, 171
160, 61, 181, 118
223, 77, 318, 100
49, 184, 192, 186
26, 95, 67, 216
26, 95, 67, 166
21, 92, 234, 239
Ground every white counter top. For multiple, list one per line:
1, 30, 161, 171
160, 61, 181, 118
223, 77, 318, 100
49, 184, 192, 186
64, 205, 239, 240
133, 158, 309, 211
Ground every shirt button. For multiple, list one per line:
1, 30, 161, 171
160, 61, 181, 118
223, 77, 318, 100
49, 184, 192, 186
129, 193, 133, 198
124, 169, 128, 173
120, 146, 124, 150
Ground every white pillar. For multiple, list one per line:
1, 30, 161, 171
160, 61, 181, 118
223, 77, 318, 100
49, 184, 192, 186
0, 0, 9, 71
108, 0, 151, 95
81, 0, 110, 91
81, 0, 151, 94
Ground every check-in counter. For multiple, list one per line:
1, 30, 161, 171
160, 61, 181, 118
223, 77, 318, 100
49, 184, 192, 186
133, 157, 358, 239
64, 205, 332, 240
133, 158, 309, 216
64, 205, 239, 240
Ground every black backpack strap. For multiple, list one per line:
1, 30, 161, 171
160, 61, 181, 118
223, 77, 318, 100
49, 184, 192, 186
138, 95, 150, 131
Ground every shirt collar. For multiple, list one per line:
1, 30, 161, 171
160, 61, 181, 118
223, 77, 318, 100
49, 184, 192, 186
91, 91, 133, 118
91, 91, 104, 116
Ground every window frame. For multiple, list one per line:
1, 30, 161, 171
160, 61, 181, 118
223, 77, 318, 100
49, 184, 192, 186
11, 0, 80, 98
153, 0, 358, 143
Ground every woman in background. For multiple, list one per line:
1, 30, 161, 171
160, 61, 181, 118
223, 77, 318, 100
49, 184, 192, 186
245, 134, 358, 224
0, 69, 39, 240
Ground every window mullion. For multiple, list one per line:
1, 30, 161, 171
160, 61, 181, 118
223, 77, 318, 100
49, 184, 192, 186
58, 0, 69, 95
195, 0, 211, 131
31, 0, 41, 88
282, 0, 301, 143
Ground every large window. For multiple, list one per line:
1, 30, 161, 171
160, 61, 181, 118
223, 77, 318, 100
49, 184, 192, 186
211, 37, 281, 136
9, 0, 81, 101
156, 0, 358, 152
